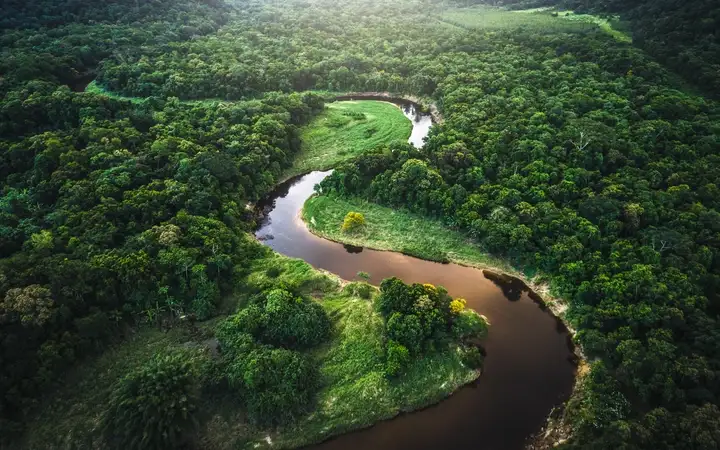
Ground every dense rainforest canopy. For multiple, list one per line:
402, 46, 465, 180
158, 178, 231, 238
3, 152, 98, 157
1, 0, 720, 448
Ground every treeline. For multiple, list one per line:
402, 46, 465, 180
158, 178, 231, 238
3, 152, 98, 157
469, 0, 720, 99
568, 0, 720, 99
319, 26, 720, 449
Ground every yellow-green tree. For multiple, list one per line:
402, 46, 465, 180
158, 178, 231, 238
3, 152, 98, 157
341, 212, 366, 232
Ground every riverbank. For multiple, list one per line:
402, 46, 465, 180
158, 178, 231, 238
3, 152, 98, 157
23, 250, 485, 450
302, 193, 574, 335
335, 92, 443, 124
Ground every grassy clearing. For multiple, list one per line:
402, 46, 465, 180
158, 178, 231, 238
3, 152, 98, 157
304, 194, 516, 273
439, 6, 630, 41
24, 250, 479, 450
84, 80, 235, 106
439, 6, 588, 33
288, 101, 411, 178
552, 10, 631, 43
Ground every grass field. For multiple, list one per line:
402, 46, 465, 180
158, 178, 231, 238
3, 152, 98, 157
438, 6, 631, 42
23, 251, 479, 450
303, 194, 517, 274
288, 101, 412, 178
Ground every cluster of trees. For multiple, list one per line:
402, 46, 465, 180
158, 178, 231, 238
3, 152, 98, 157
0, 86, 325, 440
214, 289, 330, 425
102, 350, 205, 450
1, 0, 327, 434
377, 278, 487, 376
479, 0, 720, 98
319, 18, 720, 448
561, 0, 720, 99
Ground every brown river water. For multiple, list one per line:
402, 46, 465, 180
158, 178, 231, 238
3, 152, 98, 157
254, 102, 577, 450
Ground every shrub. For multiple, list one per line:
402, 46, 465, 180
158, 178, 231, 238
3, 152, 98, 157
376, 277, 416, 317
452, 310, 488, 341
226, 347, 318, 425
386, 312, 424, 354
341, 211, 366, 232
459, 345, 484, 369
103, 351, 200, 450
218, 289, 331, 350
262, 289, 331, 349
345, 281, 373, 299
449, 298, 467, 315
265, 266, 282, 278
385, 340, 410, 377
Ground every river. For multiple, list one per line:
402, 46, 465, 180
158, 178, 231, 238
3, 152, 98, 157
255, 101, 576, 450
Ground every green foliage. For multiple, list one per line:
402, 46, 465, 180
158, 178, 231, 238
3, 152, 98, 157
459, 345, 484, 370
386, 312, 424, 354
375, 278, 485, 376
452, 310, 489, 341
102, 351, 201, 450
341, 211, 366, 233
385, 340, 411, 377
226, 347, 318, 426
3, 0, 720, 447
262, 289, 331, 349
291, 101, 411, 177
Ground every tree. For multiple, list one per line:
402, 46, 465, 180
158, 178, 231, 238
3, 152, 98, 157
0, 285, 54, 326
103, 351, 201, 450
342, 211, 366, 233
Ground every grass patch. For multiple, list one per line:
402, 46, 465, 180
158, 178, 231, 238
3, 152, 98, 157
288, 101, 411, 178
23, 250, 479, 450
438, 6, 630, 41
552, 10, 631, 43
304, 194, 516, 273
439, 6, 589, 33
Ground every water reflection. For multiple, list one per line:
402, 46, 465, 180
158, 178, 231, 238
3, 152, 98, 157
255, 171, 577, 450
343, 244, 364, 254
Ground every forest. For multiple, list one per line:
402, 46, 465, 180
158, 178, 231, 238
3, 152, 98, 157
1, 0, 720, 448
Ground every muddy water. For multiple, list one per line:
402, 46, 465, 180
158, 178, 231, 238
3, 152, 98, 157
255, 171, 577, 450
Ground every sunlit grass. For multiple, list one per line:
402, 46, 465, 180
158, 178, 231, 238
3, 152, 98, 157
438, 5, 631, 42
288, 101, 411, 178
303, 194, 516, 273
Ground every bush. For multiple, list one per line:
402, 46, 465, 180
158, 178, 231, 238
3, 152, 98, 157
452, 310, 488, 341
341, 211, 366, 232
386, 312, 424, 354
385, 340, 410, 377
459, 345, 484, 369
262, 289, 331, 349
376, 277, 416, 317
103, 351, 200, 450
265, 266, 282, 278
449, 298, 466, 315
226, 347, 318, 425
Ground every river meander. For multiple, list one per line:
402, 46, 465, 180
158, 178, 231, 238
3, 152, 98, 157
255, 100, 577, 450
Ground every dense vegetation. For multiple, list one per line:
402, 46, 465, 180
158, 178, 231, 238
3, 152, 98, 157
2, 0, 720, 448
487, 0, 720, 98
319, 17, 720, 450
21, 253, 487, 449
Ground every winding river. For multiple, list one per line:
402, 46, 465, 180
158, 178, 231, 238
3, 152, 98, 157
255, 101, 576, 450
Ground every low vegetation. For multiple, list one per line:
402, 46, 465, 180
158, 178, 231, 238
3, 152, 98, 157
304, 193, 514, 272
289, 101, 411, 177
